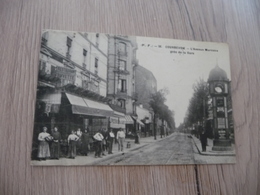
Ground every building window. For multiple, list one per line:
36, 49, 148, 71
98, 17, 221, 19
118, 79, 127, 92
119, 60, 126, 71
95, 58, 98, 74
118, 99, 126, 109
94, 80, 99, 93
96, 33, 99, 47
66, 37, 72, 59
83, 49, 87, 69
119, 42, 126, 54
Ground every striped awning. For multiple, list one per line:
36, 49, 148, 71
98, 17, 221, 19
65, 93, 114, 117
125, 115, 134, 124
110, 111, 126, 129
37, 92, 61, 113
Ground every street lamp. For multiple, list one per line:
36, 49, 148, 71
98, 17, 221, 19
154, 113, 157, 140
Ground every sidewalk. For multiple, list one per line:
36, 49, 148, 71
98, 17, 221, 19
191, 135, 235, 156
31, 135, 170, 166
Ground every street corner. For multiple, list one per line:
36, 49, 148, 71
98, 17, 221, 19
191, 135, 236, 157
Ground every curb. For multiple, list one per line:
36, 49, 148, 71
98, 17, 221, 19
190, 136, 235, 157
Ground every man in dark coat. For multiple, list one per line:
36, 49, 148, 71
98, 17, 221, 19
200, 130, 207, 152
107, 129, 115, 154
51, 127, 61, 159
81, 128, 90, 156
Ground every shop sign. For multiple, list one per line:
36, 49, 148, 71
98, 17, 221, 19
119, 117, 126, 124
217, 118, 226, 129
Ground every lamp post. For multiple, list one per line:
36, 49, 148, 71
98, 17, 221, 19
154, 113, 157, 140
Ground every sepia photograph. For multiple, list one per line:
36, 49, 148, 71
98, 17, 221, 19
31, 30, 236, 166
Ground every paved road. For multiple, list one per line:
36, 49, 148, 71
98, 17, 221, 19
96, 133, 197, 165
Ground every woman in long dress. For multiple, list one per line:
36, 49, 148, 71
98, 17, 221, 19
51, 127, 61, 159
37, 126, 51, 160
68, 130, 79, 159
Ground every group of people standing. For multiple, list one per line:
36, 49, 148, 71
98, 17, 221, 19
36, 126, 126, 161
37, 126, 61, 160
92, 128, 125, 158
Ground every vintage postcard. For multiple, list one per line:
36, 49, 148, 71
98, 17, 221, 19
31, 30, 236, 166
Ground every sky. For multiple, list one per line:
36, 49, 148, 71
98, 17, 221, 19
136, 36, 231, 127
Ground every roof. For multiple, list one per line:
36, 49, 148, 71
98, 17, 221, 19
208, 65, 229, 82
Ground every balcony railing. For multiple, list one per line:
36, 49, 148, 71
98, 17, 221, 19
64, 61, 75, 69
113, 69, 130, 75
109, 103, 126, 114
115, 89, 128, 98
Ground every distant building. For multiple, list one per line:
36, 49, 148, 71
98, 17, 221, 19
107, 35, 138, 133
135, 65, 157, 136
136, 105, 153, 137
135, 65, 157, 110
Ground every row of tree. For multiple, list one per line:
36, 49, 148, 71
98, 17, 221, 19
149, 88, 176, 134
185, 79, 209, 127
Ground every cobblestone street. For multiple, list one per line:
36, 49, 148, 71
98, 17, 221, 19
97, 133, 195, 165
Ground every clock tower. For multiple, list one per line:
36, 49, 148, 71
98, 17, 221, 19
208, 65, 232, 151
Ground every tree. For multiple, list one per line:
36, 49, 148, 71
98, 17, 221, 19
149, 88, 175, 139
185, 79, 208, 129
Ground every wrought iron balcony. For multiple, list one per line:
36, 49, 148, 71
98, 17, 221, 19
109, 103, 126, 114
113, 69, 130, 75
115, 89, 128, 98
63, 61, 75, 69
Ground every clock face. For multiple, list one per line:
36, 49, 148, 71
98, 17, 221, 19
215, 86, 223, 93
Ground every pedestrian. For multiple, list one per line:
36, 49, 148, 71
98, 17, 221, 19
200, 130, 207, 152
93, 130, 103, 158
51, 126, 61, 160
68, 130, 79, 159
37, 126, 51, 161
76, 128, 83, 155
101, 128, 108, 155
160, 125, 165, 138
116, 128, 125, 154
107, 129, 115, 154
81, 128, 90, 156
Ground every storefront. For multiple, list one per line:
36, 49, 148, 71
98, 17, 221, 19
109, 111, 126, 139
125, 115, 134, 135
34, 91, 114, 137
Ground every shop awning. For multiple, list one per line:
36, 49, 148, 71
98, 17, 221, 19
137, 119, 145, 126
125, 115, 134, 124
110, 112, 126, 129
38, 92, 61, 104
37, 92, 61, 113
66, 93, 114, 117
